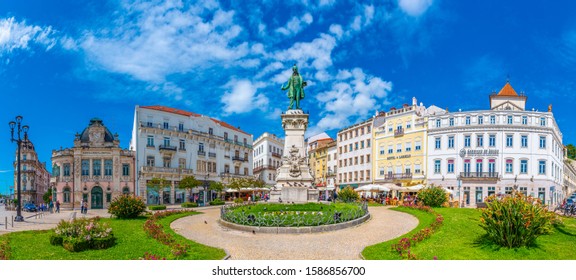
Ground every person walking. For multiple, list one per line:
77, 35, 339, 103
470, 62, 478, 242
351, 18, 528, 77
55, 200, 60, 213
83, 201, 88, 214
80, 199, 85, 214
49, 200, 54, 213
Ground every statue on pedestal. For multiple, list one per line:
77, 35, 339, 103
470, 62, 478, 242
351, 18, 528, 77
281, 65, 307, 110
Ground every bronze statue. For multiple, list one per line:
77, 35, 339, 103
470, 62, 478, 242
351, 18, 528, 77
281, 65, 307, 110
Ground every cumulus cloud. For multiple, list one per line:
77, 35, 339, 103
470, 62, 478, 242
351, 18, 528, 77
221, 79, 268, 115
398, 0, 433, 17
0, 17, 57, 55
274, 33, 337, 71
275, 13, 313, 37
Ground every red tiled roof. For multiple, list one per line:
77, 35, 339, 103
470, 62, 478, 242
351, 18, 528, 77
497, 82, 519, 97
141, 105, 250, 135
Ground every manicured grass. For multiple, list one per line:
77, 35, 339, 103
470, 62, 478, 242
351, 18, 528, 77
0, 212, 226, 260
363, 207, 576, 260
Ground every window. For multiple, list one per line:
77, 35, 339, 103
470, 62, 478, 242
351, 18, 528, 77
208, 128, 213, 135
63, 163, 70, 176
406, 122, 412, 129
349, 144, 353, 151
178, 123, 184, 132
505, 159, 513, 173
367, 126, 371, 133
122, 164, 130, 176
415, 164, 421, 174
146, 156, 155, 167
367, 139, 371, 147
379, 168, 385, 176
539, 136, 546, 149
476, 159, 483, 174
540, 117, 546, 126
388, 145, 393, 154
489, 135, 496, 147
488, 159, 495, 174
355, 157, 358, 165
179, 139, 185, 150
464, 159, 471, 173
447, 159, 454, 173
379, 146, 385, 155
415, 141, 421, 151
179, 158, 186, 169
506, 135, 513, 147
448, 136, 454, 148
361, 141, 364, 149
388, 127, 393, 132
199, 143, 204, 152
522, 116, 527, 125
147, 121, 153, 127
464, 135, 471, 147
147, 136, 154, 147
104, 160, 113, 176
466, 116, 470, 125
367, 155, 370, 163
405, 166, 411, 174
406, 142, 412, 152
355, 142, 359, 150
476, 135, 483, 147
163, 122, 169, 129
93, 159, 101, 176
435, 137, 441, 149
520, 159, 528, 174
449, 118, 454, 126
539, 160, 546, 174
507, 116, 513, 124
478, 116, 484, 124
434, 160, 441, 174
63, 187, 71, 203
397, 143, 402, 153
234, 135, 238, 142
521, 135, 528, 148
224, 132, 228, 140
163, 157, 171, 168
436, 119, 441, 127
490, 115, 496, 124
244, 168, 248, 175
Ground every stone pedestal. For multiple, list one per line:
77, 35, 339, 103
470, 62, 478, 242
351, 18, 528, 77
270, 110, 318, 203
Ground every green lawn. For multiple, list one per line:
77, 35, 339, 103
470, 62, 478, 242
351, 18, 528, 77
363, 207, 576, 260
0, 212, 226, 260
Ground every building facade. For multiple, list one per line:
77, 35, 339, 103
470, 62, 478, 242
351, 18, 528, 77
373, 98, 441, 188
253, 132, 284, 186
337, 118, 373, 189
14, 140, 50, 204
130, 105, 253, 204
326, 144, 338, 190
51, 118, 135, 210
308, 138, 336, 187
564, 158, 576, 197
427, 82, 564, 207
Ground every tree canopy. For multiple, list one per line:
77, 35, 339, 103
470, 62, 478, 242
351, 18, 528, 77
567, 144, 576, 160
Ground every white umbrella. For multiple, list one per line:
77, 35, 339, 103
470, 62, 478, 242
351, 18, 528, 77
442, 187, 454, 194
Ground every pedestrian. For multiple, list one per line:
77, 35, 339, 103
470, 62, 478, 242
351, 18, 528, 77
56, 200, 60, 213
49, 200, 54, 213
80, 199, 85, 214
83, 201, 88, 214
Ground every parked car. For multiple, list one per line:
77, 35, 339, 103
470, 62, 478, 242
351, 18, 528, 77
23, 203, 37, 212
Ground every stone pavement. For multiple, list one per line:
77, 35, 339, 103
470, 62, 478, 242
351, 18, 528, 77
171, 206, 418, 260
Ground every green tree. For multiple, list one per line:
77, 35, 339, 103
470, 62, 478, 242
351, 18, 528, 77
337, 186, 360, 203
178, 176, 202, 201
147, 177, 170, 205
43, 188, 53, 204
209, 181, 225, 200
567, 144, 576, 160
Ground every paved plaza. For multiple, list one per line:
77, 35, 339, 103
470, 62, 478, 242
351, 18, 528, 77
171, 206, 418, 260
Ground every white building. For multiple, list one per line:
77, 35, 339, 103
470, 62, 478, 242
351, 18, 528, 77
325, 143, 338, 196
337, 118, 373, 189
427, 82, 564, 207
564, 158, 576, 197
130, 105, 253, 204
253, 132, 284, 186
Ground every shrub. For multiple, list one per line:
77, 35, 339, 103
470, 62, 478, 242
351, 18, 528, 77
52, 218, 115, 252
108, 195, 147, 219
337, 187, 360, 203
480, 192, 559, 248
148, 205, 167, 211
143, 210, 196, 259
181, 202, 198, 208
209, 199, 225, 206
417, 187, 448, 207
233, 198, 244, 204
391, 205, 444, 260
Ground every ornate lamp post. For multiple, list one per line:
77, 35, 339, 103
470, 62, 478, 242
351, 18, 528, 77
9, 116, 29, 222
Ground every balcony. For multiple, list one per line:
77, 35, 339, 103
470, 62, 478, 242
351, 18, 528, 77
271, 152, 282, 158
220, 172, 251, 179
209, 152, 216, 158
159, 145, 177, 151
232, 156, 247, 162
384, 173, 413, 181
394, 129, 404, 137
197, 150, 206, 156
459, 172, 499, 181
141, 166, 194, 175
254, 165, 278, 173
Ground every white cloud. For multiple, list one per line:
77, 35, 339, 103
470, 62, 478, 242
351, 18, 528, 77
79, 0, 249, 83
221, 79, 268, 115
398, 0, 433, 17
0, 17, 57, 55
275, 13, 314, 37
318, 0, 336, 7
274, 33, 337, 71
329, 24, 343, 39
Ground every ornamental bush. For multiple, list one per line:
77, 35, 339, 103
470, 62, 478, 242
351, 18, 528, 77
181, 202, 198, 208
108, 195, 147, 219
52, 218, 115, 252
148, 205, 167, 211
337, 187, 360, 203
417, 187, 448, 207
209, 199, 225, 206
480, 192, 560, 248
233, 198, 244, 204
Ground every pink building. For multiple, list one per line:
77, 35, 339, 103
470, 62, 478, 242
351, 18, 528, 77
50, 118, 135, 210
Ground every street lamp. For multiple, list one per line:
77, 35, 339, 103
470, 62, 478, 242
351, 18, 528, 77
203, 174, 209, 207
9, 116, 29, 222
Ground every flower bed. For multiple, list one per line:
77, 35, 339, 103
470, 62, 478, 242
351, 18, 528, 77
391, 205, 444, 260
0, 239, 11, 260
51, 217, 116, 252
142, 210, 197, 259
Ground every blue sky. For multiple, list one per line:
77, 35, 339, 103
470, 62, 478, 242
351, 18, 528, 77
1, 0, 576, 195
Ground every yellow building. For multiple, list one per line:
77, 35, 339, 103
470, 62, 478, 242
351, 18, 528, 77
308, 138, 335, 187
373, 98, 443, 187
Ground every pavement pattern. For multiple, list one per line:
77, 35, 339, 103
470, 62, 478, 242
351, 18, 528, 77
171, 206, 418, 260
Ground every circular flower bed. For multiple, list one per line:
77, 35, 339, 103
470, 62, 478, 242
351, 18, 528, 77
221, 202, 368, 227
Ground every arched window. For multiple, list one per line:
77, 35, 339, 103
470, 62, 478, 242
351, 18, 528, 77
63, 187, 71, 203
